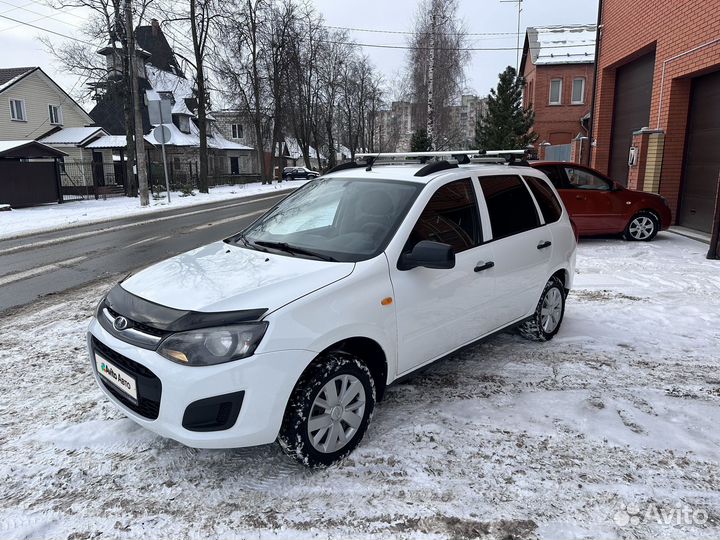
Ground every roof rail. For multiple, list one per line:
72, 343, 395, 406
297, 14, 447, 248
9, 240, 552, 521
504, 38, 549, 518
414, 160, 458, 177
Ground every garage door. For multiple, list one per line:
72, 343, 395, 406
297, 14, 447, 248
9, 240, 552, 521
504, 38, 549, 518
608, 52, 655, 185
680, 69, 720, 233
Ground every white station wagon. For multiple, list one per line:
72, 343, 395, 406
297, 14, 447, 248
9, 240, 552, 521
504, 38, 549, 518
88, 152, 577, 467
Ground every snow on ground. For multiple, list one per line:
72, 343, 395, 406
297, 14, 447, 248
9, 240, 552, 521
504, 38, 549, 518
1, 233, 719, 539
0, 181, 306, 240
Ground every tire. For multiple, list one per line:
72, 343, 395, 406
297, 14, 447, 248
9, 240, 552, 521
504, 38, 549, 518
623, 211, 659, 241
278, 351, 376, 468
518, 276, 566, 342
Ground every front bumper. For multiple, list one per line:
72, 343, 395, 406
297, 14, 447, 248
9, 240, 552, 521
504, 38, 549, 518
87, 317, 316, 448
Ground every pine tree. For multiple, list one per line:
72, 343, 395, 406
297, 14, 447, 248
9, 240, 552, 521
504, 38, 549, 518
475, 66, 537, 151
410, 128, 433, 152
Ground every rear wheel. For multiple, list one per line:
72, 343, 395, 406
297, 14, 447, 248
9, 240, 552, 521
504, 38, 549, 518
278, 352, 375, 467
518, 276, 566, 342
624, 211, 659, 241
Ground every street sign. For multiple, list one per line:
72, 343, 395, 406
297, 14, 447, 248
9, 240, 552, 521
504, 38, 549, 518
146, 90, 172, 126
153, 124, 172, 144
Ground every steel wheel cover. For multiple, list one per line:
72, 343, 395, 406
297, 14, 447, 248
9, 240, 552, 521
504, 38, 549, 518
629, 216, 655, 239
307, 374, 366, 453
540, 287, 563, 333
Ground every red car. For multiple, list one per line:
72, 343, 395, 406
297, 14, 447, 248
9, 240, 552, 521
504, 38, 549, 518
530, 162, 672, 241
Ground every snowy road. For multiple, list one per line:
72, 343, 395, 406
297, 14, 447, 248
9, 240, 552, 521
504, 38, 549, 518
1, 233, 719, 539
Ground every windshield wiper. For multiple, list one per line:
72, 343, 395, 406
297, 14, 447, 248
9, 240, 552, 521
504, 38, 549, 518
252, 240, 337, 262
228, 233, 269, 252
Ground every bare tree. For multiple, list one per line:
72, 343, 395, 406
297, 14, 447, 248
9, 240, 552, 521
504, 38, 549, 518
406, 0, 468, 148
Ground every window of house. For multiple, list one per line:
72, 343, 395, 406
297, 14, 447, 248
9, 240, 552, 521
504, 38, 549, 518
405, 178, 481, 254
480, 175, 540, 239
549, 79, 562, 105
9, 99, 26, 121
48, 104, 63, 125
571, 78, 585, 104
231, 124, 243, 139
230, 156, 240, 175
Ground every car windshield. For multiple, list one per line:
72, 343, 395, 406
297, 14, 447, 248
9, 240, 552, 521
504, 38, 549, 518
232, 177, 422, 262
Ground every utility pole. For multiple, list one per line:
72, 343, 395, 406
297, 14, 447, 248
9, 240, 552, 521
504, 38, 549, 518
501, 0, 523, 73
426, 0, 437, 151
124, 0, 149, 206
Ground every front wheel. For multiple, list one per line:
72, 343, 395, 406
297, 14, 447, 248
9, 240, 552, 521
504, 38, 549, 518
278, 352, 376, 467
624, 211, 659, 241
518, 276, 566, 342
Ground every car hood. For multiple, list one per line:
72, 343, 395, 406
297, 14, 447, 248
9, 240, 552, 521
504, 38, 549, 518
120, 241, 355, 314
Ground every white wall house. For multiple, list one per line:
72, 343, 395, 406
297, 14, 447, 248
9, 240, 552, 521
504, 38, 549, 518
0, 67, 108, 164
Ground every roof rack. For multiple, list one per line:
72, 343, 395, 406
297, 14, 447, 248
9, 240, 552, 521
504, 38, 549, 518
326, 149, 532, 174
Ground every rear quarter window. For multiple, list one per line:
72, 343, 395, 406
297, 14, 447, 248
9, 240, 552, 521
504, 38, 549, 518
524, 175, 563, 223
479, 175, 540, 240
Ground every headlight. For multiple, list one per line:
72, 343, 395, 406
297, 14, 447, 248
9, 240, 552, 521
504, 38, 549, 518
157, 323, 268, 366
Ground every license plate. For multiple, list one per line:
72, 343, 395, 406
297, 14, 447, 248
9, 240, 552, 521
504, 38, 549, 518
95, 353, 138, 401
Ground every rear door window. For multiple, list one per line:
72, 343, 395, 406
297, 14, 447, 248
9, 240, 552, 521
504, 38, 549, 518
524, 175, 563, 223
479, 175, 540, 239
405, 178, 482, 253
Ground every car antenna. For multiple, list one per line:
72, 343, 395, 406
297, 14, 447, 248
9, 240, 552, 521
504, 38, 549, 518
365, 154, 378, 171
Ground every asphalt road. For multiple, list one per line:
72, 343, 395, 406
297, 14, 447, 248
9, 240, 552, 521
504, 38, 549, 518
0, 189, 295, 313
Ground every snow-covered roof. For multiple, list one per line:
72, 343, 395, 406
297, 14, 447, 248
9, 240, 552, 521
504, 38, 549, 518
38, 127, 107, 145
525, 24, 596, 67
284, 137, 325, 160
171, 99, 194, 116
146, 65, 193, 101
0, 139, 67, 157
84, 135, 129, 149
144, 120, 253, 150
0, 67, 35, 93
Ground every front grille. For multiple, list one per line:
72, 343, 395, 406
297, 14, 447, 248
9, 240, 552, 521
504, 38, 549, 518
105, 306, 168, 338
92, 337, 162, 420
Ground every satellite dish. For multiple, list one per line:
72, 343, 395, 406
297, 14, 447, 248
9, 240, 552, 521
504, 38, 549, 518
153, 124, 172, 145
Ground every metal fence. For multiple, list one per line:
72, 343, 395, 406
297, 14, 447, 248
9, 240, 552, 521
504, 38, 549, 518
148, 161, 261, 193
58, 160, 126, 201
544, 143, 572, 162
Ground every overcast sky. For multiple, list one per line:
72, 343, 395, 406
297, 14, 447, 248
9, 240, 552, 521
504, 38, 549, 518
0, 0, 598, 109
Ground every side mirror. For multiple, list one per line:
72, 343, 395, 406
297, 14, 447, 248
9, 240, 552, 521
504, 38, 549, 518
398, 240, 455, 271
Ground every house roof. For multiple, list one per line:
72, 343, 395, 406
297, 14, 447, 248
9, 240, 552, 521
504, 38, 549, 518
38, 127, 107, 146
0, 67, 36, 91
0, 140, 68, 158
143, 120, 253, 150
136, 21, 184, 75
84, 135, 131, 149
522, 24, 596, 72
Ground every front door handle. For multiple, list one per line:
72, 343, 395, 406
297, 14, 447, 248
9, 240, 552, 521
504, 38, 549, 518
474, 261, 495, 272
537, 240, 552, 250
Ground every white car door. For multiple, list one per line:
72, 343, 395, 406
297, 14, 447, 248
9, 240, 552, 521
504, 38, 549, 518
388, 177, 497, 375
476, 174, 554, 325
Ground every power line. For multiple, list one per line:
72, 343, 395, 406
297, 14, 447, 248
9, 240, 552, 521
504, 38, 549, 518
0, 0, 81, 28
323, 24, 520, 37
323, 38, 593, 52
0, 12, 93, 43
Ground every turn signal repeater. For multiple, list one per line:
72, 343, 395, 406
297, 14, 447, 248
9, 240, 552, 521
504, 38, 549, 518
381, 297, 393, 306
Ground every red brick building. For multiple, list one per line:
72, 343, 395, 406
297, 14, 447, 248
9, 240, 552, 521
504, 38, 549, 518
521, 25, 596, 150
589, 0, 720, 240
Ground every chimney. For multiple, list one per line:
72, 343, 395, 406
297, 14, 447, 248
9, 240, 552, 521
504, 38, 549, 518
151, 18, 160, 35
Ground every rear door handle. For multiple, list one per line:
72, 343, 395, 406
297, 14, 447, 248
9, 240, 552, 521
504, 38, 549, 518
474, 261, 495, 272
537, 240, 552, 250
